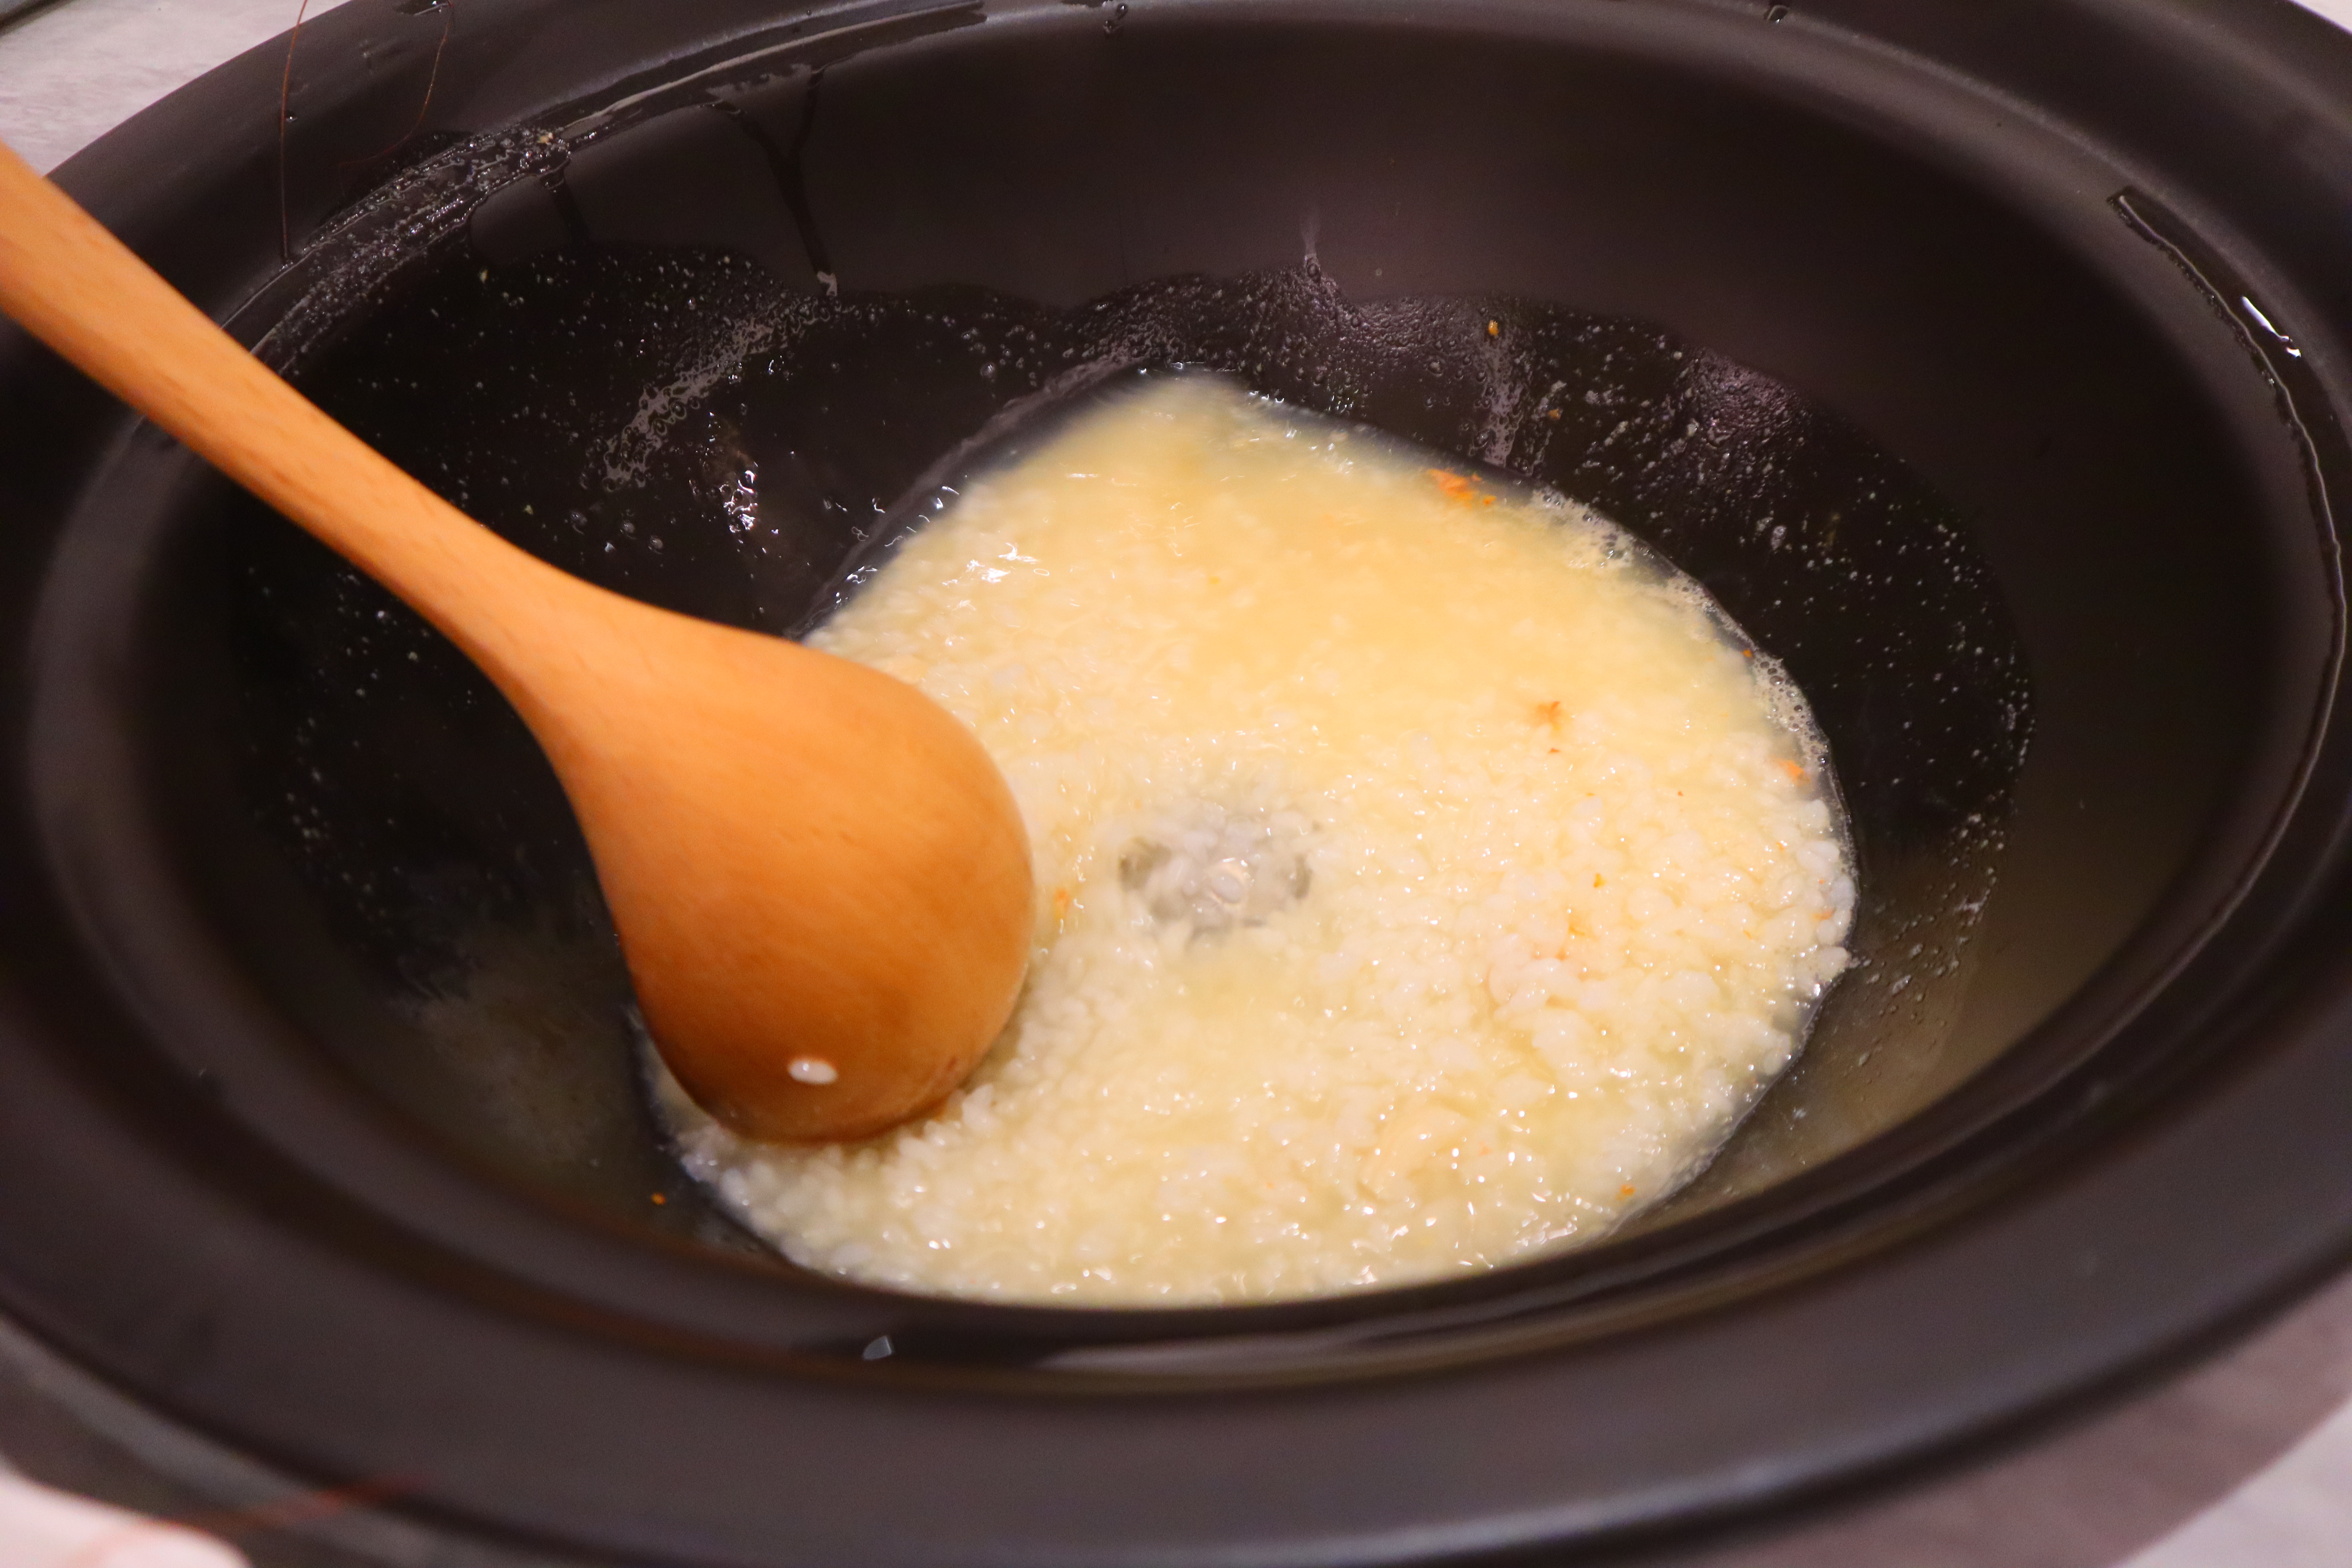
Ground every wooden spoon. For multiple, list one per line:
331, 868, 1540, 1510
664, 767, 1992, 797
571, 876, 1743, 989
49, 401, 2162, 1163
0, 142, 1033, 1144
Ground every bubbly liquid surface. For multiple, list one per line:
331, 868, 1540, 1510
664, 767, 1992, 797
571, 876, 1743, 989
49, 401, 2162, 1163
657, 375, 1854, 1303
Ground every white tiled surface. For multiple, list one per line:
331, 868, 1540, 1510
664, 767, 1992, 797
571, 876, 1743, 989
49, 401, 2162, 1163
3, 1, 2351, 1564
0, 1470, 245, 1568
0, 0, 350, 173
2135, 1399, 2352, 1568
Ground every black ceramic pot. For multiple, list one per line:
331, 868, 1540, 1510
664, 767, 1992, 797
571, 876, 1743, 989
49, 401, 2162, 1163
4, 1, 2352, 1563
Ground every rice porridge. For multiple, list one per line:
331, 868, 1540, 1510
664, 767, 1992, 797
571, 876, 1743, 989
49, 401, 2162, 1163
654, 373, 1855, 1304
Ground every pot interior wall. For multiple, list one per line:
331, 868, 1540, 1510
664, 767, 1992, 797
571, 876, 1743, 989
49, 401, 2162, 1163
59, 8, 2321, 1269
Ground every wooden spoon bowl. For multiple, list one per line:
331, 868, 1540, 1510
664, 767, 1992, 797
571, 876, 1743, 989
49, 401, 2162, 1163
0, 140, 1033, 1143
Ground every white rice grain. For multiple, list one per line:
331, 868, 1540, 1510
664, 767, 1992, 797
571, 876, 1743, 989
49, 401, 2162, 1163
655, 374, 1855, 1304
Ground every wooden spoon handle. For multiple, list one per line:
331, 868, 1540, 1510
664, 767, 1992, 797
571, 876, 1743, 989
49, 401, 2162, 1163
0, 139, 554, 678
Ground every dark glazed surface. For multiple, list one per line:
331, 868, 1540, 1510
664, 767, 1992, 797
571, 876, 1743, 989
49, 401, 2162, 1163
225, 245, 2029, 1241
0, 1, 2349, 1564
